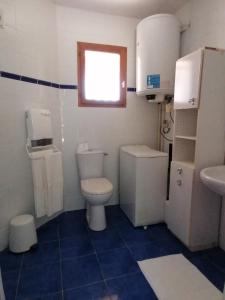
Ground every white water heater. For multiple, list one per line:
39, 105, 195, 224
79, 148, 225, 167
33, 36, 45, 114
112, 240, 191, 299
136, 14, 180, 102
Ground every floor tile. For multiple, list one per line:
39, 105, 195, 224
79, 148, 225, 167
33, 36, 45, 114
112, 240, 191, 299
62, 254, 102, 290
23, 241, 60, 269
189, 256, 225, 291
59, 224, 87, 239
17, 262, 61, 299
2, 205, 225, 299
106, 206, 131, 227
148, 223, 175, 241
1, 270, 18, 300
19, 291, 63, 300
129, 241, 168, 261
117, 224, 151, 246
0, 250, 22, 272
98, 247, 139, 279
181, 248, 205, 260
106, 272, 158, 300
59, 212, 88, 238
204, 247, 225, 272
60, 234, 94, 259
155, 236, 186, 255
37, 221, 59, 243
64, 282, 110, 300
89, 228, 125, 253
59, 210, 87, 227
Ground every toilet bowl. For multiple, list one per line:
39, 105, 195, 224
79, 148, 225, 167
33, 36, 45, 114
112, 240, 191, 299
81, 178, 113, 231
76, 144, 113, 231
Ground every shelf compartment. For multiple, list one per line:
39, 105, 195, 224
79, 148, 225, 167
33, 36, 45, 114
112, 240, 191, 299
172, 160, 195, 169
175, 109, 198, 137
173, 138, 196, 164
175, 135, 197, 141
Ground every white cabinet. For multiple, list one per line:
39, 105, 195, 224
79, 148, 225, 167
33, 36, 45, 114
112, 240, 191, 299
174, 49, 203, 109
120, 145, 168, 227
167, 161, 194, 245
167, 48, 225, 251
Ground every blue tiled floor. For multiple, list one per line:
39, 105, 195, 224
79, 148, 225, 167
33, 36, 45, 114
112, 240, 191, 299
1, 205, 225, 299
62, 254, 102, 290
98, 247, 139, 279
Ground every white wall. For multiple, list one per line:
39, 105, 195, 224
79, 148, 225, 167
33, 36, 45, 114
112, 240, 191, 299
0, 2, 159, 249
176, 0, 225, 56
0, 0, 61, 250
56, 6, 159, 210
176, 0, 225, 250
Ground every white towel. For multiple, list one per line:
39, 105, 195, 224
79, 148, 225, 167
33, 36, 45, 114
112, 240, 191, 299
31, 150, 51, 218
31, 149, 63, 218
45, 151, 63, 216
138, 254, 222, 300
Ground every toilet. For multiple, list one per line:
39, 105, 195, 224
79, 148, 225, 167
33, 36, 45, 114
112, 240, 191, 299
76, 144, 113, 231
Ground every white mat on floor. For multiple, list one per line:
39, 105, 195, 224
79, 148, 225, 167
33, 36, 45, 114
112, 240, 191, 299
138, 254, 222, 300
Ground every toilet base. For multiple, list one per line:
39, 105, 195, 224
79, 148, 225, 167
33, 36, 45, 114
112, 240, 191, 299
88, 205, 106, 231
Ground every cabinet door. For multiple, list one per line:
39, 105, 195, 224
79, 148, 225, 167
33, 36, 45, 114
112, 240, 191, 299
174, 49, 203, 109
167, 161, 194, 246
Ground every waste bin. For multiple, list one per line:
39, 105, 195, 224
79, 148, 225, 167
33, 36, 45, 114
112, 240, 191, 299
9, 214, 37, 253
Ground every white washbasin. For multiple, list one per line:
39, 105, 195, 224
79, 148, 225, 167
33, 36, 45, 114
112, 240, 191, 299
200, 166, 225, 196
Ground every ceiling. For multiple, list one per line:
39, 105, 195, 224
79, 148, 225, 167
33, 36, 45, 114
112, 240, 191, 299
54, 0, 189, 19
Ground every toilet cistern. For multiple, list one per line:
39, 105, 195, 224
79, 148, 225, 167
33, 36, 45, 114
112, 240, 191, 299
76, 143, 113, 231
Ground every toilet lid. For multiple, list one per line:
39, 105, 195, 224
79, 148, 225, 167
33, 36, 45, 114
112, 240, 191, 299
81, 178, 113, 195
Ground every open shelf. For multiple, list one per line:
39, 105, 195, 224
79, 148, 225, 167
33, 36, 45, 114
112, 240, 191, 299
173, 138, 196, 164
173, 108, 197, 166
173, 160, 195, 169
175, 135, 197, 141
175, 109, 198, 137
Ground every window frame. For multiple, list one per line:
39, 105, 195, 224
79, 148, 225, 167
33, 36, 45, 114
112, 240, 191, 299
77, 42, 127, 108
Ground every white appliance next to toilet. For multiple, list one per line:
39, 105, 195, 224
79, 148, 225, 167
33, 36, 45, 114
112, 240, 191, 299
76, 143, 113, 231
120, 145, 168, 227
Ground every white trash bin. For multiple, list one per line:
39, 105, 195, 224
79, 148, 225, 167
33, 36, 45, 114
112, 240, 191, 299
9, 214, 37, 253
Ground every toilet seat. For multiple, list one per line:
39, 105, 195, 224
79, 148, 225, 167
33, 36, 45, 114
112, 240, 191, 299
81, 178, 113, 195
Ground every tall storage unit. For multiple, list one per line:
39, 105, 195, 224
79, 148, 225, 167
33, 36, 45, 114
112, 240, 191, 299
120, 145, 168, 227
166, 48, 225, 251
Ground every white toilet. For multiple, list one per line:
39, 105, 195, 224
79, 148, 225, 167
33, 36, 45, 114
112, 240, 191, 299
77, 144, 113, 231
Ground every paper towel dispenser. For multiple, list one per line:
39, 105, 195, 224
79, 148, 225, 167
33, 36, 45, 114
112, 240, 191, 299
26, 109, 53, 148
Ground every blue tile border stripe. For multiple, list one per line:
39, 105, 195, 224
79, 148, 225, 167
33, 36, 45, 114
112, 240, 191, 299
0, 71, 136, 92
59, 84, 77, 90
127, 87, 136, 92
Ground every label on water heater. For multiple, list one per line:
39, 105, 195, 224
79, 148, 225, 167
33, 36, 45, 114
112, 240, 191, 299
147, 74, 160, 89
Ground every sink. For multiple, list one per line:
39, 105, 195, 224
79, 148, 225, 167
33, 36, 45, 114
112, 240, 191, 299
200, 166, 225, 196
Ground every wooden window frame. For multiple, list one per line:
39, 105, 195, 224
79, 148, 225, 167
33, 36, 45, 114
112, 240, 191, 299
77, 42, 127, 108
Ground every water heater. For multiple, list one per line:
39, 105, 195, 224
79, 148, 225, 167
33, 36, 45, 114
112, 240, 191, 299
136, 14, 180, 102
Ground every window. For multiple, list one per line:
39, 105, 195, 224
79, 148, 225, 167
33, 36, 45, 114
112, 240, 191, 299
77, 42, 127, 107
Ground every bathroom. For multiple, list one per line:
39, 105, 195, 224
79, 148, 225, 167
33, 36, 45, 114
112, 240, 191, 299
1, 0, 225, 299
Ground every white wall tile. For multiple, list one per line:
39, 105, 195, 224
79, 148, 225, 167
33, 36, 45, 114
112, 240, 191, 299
0, 0, 60, 249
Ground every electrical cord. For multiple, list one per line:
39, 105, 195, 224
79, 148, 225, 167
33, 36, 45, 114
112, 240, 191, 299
170, 111, 174, 123
160, 127, 173, 142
